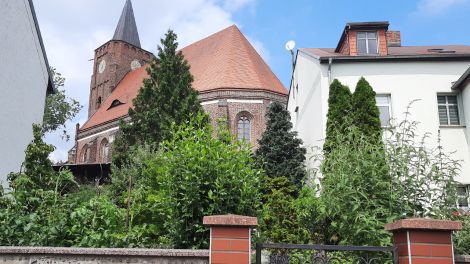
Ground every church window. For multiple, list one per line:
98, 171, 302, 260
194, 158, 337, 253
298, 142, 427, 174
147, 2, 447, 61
82, 146, 91, 163
237, 115, 251, 142
99, 139, 109, 163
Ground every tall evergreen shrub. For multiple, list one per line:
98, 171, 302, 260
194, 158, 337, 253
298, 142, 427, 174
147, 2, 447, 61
113, 30, 204, 166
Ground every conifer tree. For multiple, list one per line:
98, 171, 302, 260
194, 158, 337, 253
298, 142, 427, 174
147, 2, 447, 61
351, 77, 382, 144
322, 79, 352, 156
113, 30, 204, 166
255, 102, 306, 196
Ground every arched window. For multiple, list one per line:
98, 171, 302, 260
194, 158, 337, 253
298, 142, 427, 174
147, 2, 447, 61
99, 138, 109, 163
82, 146, 91, 163
237, 115, 251, 141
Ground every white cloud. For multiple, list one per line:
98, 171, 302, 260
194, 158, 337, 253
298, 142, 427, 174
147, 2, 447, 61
34, 0, 262, 162
413, 0, 468, 16
222, 0, 256, 12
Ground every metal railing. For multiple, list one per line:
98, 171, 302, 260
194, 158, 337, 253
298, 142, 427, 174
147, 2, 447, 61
255, 243, 397, 264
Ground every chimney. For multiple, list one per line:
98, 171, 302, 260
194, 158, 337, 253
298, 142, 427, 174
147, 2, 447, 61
386, 31, 401, 47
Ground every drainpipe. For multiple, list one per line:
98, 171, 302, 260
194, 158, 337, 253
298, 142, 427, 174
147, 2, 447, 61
328, 58, 333, 84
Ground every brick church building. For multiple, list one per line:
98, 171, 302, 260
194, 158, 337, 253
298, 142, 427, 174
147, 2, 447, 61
68, 0, 287, 166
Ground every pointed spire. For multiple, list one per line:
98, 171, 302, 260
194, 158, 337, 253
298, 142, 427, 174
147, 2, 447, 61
113, 0, 141, 48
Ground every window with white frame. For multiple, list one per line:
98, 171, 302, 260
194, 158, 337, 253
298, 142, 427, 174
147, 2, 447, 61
457, 185, 469, 210
376, 95, 391, 127
437, 95, 460, 125
357, 31, 378, 54
237, 115, 251, 141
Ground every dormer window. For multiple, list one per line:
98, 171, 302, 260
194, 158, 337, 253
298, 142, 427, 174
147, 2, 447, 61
108, 99, 123, 110
357, 31, 378, 55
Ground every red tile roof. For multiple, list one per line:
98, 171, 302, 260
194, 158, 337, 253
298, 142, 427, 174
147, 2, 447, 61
81, 25, 287, 131
302, 45, 470, 60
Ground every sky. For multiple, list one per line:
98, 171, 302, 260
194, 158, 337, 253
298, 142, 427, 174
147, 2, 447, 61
34, 0, 470, 162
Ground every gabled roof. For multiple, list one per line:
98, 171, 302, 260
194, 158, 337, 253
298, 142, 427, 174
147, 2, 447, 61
80, 25, 287, 131
112, 0, 141, 48
301, 45, 470, 63
452, 67, 470, 90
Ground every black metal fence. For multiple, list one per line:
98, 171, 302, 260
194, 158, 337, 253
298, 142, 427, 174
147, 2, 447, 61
255, 243, 397, 264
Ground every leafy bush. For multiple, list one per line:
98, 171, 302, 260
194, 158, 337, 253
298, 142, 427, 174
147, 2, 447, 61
111, 114, 262, 249
385, 103, 459, 218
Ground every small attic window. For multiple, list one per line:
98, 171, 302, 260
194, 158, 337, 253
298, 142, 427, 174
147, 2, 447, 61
108, 99, 123, 110
357, 31, 378, 54
428, 48, 456, 54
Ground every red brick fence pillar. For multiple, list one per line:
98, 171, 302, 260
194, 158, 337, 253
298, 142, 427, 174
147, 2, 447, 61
203, 214, 258, 264
385, 218, 462, 264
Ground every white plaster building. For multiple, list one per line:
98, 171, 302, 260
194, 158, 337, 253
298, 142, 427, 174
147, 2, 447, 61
287, 22, 470, 209
0, 0, 54, 187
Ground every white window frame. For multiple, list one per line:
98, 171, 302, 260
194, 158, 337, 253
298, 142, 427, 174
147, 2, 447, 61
437, 94, 462, 126
237, 116, 251, 142
376, 94, 392, 128
357, 31, 379, 55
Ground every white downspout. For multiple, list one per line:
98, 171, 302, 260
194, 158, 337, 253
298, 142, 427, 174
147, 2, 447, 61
328, 58, 333, 84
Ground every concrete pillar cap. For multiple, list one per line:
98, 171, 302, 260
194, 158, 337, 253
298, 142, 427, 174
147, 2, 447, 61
384, 218, 462, 231
203, 214, 258, 227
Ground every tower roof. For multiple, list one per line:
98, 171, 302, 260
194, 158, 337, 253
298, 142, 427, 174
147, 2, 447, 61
113, 0, 141, 47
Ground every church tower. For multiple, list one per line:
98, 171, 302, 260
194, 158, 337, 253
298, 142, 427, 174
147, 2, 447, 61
88, 0, 153, 118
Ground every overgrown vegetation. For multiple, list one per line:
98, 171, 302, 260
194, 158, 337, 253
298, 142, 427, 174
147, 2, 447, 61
316, 79, 460, 247
2, 39, 469, 254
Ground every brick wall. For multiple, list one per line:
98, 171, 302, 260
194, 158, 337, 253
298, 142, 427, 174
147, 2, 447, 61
342, 28, 389, 56
88, 40, 153, 118
74, 90, 287, 164
386, 31, 401, 47
385, 218, 463, 264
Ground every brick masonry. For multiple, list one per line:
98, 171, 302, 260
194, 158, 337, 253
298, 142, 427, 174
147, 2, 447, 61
339, 28, 389, 56
88, 40, 153, 118
385, 218, 463, 264
386, 31, 401, 47
203, 214, 257, 264
72, 90, 287, 164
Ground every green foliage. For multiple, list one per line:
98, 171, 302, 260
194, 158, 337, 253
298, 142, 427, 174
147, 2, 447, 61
259, 177, 311, 244
0, 125, 79, 246
113, 30, 204, 166
110, 114, 262, 249
255, 102, 308, 244
323, 79, 352, 156
320, 126, 394, 246
42, 67, 82, 141
256, 102, 307, 194
316, 98, 460, 246
351, 77, 382, 144
385, 104, 459, 218
452, 212, 470, 255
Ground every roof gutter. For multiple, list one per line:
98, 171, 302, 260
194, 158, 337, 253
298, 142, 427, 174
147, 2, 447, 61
451, 67, 470, 90
317, 54, 470, 63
